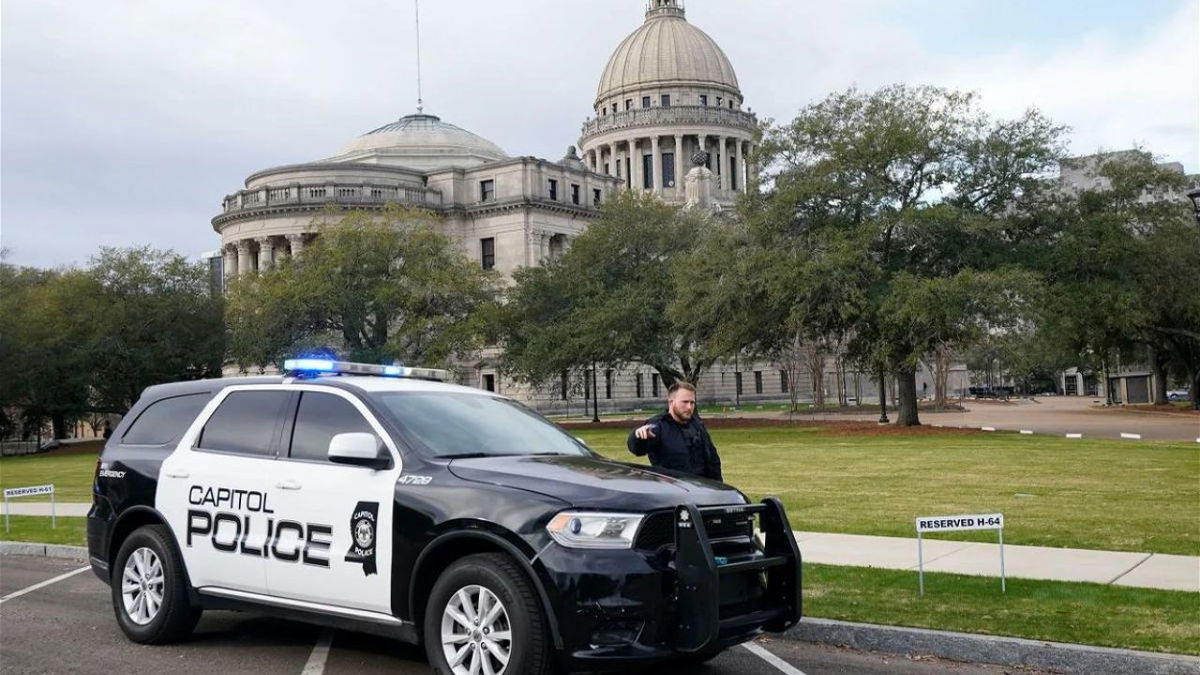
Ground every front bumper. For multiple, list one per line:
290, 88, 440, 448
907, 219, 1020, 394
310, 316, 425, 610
538, 498, 802, 669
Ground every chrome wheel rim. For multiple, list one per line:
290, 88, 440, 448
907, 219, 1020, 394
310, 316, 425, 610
440, 584, 512, 675
121, 546, 164, 625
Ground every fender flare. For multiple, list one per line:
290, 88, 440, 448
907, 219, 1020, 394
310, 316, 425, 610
410, 529, 563, 650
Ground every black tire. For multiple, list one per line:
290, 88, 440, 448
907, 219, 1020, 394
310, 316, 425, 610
424, 553, 555, 675
111, 524, 200, 644
676, 646, 724, 666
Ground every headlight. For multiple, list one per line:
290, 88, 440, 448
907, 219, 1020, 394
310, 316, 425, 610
545, 511, 644, 549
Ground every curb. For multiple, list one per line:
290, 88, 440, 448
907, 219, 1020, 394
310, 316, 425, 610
784, 617, 1200, 674
0, 541, 89, 561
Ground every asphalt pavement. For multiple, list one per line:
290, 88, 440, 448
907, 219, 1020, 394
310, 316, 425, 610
0, 553, 1044, 675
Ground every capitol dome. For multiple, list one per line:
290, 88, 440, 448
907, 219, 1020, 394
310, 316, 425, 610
596, 0, 740, 105
329, 112, 508, 171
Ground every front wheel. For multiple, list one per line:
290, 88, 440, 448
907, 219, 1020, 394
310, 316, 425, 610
111, 524, 200, 644
424, 553, 555, 675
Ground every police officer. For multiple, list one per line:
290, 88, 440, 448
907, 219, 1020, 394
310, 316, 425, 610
627, 381, 722, 481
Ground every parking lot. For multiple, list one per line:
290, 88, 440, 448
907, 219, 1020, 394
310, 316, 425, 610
0, 554, 1042, 675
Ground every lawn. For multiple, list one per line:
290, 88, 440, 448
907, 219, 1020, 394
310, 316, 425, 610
806, 563, 1200, 655
576, 426, 1200, 556
0, 450, 97, 502
0, 515, 87, 546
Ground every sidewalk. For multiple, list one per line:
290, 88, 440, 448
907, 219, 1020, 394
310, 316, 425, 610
796, 531, 1200, 592
5, 503, 1196, 592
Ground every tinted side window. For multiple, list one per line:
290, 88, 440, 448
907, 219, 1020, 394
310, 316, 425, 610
198, 391, 289, 456
289, 392, 379, 462
122, 393, 212, 446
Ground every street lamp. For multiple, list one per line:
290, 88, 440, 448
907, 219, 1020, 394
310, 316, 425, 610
1187, 187, 1200, 226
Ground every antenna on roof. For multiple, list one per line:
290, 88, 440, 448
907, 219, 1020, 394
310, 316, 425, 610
414, 0, 424, 114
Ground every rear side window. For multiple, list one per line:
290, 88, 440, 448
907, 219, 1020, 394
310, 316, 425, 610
198, 391, 290, 457
288, 392, 379, 462
122, 393, 212, 446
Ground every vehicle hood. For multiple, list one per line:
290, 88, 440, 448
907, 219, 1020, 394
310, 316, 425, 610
446, 454, 746, 510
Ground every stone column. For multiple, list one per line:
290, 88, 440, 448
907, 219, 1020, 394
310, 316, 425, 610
673, 134, 684, 191
698, 134, 708, 168
256, 237, 274, 272
236, 239, 253, 277
735, 138, 744, 192
607, 142, 617, 177
631, 137, 642, 191
716, 135, 726, 190
287, 233, 305, 257
651, 136, 661, 194
222, 245, 237, 282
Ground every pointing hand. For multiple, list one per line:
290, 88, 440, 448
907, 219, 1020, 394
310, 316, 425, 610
635, 424, 657, 440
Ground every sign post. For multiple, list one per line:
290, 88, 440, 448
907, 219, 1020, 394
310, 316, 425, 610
3, 484, 56, 531
915, 513, 1004, 595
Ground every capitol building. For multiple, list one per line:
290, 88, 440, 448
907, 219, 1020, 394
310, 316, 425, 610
211, 0, 876, 409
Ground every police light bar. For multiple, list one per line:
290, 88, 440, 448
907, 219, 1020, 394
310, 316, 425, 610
283, 359, 449, 382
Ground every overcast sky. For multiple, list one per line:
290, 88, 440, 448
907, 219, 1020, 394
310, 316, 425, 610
2, 0, 1197, 269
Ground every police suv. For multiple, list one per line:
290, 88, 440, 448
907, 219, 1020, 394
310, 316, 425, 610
88, 360, 802, 674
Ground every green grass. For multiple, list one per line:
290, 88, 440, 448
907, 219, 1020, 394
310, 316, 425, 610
577, 427, 1200, 555
0, 516, 87, 546
0, 451, 97, 502
806, 563, 1200, 655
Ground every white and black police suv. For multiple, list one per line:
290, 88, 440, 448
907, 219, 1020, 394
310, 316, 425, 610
88, 359, 802, 674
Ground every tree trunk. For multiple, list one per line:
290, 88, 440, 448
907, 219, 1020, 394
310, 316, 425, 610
591, 362, 599, 423
877, 369, 889, 423
933, 346, 950, 407
808, 346, 825, 408
51, 412, 68, 440
895, 369, 921, 427
1149, 346, 1169, 405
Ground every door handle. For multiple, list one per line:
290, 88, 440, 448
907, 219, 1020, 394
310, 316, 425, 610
165, 469, 190, 479
275, 479, 302, 490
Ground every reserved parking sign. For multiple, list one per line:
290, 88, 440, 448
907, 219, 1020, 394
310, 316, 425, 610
916, 513, 1003, 533
915, 511, 1005, 595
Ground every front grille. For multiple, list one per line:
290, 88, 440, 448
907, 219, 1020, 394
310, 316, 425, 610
634, 511, 674, 551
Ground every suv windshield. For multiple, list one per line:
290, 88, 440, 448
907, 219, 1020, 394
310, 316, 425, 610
370, 392, 592, 459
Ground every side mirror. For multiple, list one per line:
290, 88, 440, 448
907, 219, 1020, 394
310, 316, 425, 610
328, 433, 391, 470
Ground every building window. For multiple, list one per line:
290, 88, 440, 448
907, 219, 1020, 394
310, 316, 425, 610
480, 179, 494, 202
729, 155, 737, 190
735, 372, 743, 396
716, 96, 722, 108
561, 371, 569, 400
625, 99, 632, 110
642, 96, 651, 108
625, 158, 632, 189
337, 187, 358, 198
651, 374, 660, 397
605, 370, 613, 399
699, 94, 708, 106
612, 103, 618, 114
548, 178, 558, 201
483, 374, 495, 392
662, 152, 675, 187
661, 94, 671, 107
729, 99, 734, 109
635, 373, 644, 398
480, 237, 495, 270
754, 371, 763, 394
593, 188, 602, 206
780, 370, 789, 393
642, 154, 653, 189
308, 187, 326, 198
571, 183, 580, 205
603, 162, 610, 175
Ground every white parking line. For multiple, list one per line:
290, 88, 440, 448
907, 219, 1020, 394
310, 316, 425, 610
742, 640, 808, 675
0, 565, 90, 605
1019, 429, 1033, 435
301, 629, 334, 675
981, 426, 996, 431
1065, 433, 1083, 439
1120, 433, 1142, 440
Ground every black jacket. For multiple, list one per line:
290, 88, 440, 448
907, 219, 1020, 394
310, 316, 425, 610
627, 412, 723, 482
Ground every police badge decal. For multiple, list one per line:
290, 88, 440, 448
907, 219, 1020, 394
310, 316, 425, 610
344, 501, 379, 576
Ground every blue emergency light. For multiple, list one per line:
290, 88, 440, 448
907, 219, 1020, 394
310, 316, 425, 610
283, 359, 449, 382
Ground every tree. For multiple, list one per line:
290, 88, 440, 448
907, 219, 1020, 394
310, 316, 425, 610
226, 206, 498, 370
88, 247, 225, 413
748, 85, 1064, 425
500, 192, 716, 389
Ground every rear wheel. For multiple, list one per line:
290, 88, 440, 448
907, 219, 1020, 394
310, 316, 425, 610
424, 553, 555, 675
111, 524, 200, 644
